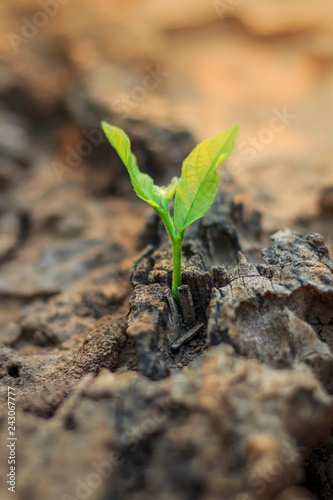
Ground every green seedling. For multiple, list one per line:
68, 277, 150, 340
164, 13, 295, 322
102, 121, 238, 301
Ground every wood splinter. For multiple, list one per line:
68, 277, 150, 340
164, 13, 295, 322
172, 322, 205, 350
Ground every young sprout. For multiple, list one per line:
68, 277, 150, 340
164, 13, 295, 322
102, 121, 238, 301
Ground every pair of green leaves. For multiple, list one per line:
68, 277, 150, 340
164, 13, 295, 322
102, 121, 238, 231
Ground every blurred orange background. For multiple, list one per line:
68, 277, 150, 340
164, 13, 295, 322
1, 0, 333, 234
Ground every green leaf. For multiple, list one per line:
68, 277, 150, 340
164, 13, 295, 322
102, 122, 164, 210
158, 176, 178, 201
173, 124, 238, 230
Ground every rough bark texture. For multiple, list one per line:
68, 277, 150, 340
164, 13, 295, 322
208, 230, 333, 393
129, 192, 263, 379
0, 99, 333, 499
2, 346, 332, 500
124, 193, 333, 500
1, 12, 333, 498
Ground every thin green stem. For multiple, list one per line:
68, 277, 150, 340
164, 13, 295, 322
157, 208, 175, 242
171, 231, 184, 301
156, 208, 184, 302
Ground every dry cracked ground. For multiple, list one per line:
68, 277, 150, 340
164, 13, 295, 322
1, 1, 333, 500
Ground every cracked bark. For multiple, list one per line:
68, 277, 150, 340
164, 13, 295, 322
126, 190, 333, 500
